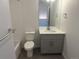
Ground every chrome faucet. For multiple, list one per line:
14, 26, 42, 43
47, 1, 51, 30
47, 7, 50, 30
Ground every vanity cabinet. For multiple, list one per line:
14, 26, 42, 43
40, 34, 65, 54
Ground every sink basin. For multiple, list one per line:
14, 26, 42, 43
44, 29, 56, 32
39, 26, 65, 34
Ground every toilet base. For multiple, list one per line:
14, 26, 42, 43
27, 50, 33, 58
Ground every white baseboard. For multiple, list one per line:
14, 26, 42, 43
15, 42, 21, 59
63, 53, 69, 59
63, 53, 79, 59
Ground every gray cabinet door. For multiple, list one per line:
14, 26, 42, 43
41, 38, 64, 54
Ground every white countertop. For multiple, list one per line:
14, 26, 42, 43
39, 26, 65, 34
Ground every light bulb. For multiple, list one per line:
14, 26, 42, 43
46, 0, 55, 2
46, 0, 50, 2
51, 0, 55, 2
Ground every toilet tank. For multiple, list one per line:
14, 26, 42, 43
25, 32, 35, 41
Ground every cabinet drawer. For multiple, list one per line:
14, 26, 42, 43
40, 34, 65, 40
41, 39, 64, 53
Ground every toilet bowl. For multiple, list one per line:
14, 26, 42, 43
24, 32, 35, 57
24, 41, 34, 57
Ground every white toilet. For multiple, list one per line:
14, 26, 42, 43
24, 32, 35, 57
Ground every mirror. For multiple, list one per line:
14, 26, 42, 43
39, 0, 58, 28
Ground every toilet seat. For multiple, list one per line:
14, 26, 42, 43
24, 41, 34, 50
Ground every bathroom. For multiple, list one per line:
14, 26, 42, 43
0, 0, 79, 59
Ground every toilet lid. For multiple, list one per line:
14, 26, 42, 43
24, 41, 34, 49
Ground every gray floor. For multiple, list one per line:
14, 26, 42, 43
18, 48, 64, 59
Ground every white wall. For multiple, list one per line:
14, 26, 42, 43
56, 0, 79, 59
10, 0, 25, 47
10, 0, 38, 47
22, 0, 38, 32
